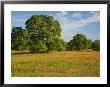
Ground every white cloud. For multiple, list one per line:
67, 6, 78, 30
55, 11, 100, 32
89, 11, 100, 16
56, 11, 68, 17
72, 12, 82, 18
66, 13, 99, 29
55, 11, 100, 41
60, 11, 67, 16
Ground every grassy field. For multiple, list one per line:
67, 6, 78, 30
11, 51, 100, 77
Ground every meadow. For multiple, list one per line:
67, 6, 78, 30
11, 51, 100, 77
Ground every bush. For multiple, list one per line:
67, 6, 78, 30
91, 40, 100, 51
29, 41, 48, 53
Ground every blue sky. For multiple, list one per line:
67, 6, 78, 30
11, 11, 100, 42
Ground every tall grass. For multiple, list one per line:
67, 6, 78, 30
11, 51, 100, 77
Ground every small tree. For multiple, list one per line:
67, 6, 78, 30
11, 26, 28, 50
91, 40, 100, 51
67, 33, 90, 51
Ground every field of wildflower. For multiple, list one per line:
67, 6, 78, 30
11, 51, 100, 77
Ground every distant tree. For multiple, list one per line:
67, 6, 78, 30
67, 33, 91, 51
91, 40, 100, 51
11, 26, 28, 50
25, 15, 65, 53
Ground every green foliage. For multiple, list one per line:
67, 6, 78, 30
67, 33, 91, 51
11, 27, 28, 51
91, 40, 100, 51
25, 15, 61, 38
46, 38, 67, 51
29, 41, 48, 53
25, 15, 64, 53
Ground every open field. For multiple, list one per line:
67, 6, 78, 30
11, 51, 100, 77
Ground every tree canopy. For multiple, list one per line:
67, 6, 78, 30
67, 33, 92, 51
25, 15, 66, 53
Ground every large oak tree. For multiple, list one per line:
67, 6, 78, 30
25, 15, 66, 53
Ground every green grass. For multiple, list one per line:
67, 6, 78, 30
11, 51, 100, 77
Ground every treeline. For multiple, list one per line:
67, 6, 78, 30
11, 15, 100, 53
